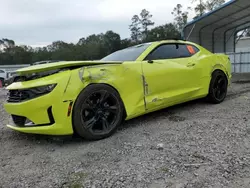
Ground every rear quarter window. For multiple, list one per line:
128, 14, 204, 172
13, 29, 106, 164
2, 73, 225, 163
186, 44, 200, 55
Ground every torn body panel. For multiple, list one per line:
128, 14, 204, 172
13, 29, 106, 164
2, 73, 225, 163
63, 62, 146, 120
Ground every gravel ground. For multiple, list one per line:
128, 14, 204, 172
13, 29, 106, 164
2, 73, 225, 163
1, 83, 250, 188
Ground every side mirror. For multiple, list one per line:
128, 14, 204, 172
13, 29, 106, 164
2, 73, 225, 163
147, 60, 154, 64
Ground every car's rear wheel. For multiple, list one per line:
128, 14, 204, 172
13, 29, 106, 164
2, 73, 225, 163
72, 84, 125, 140
207, 70, 228, 104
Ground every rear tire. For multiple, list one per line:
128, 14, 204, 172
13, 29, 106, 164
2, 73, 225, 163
72, 84, 125, 140
207, 70, 228, 104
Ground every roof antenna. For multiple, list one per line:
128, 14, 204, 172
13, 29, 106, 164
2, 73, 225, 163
186, 23, 196, 41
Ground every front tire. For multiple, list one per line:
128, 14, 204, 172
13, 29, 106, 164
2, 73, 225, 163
72, 84, 125, 140
207, 70, 228, 104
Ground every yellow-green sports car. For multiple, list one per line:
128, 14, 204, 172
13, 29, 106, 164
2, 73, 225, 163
4, 40, 232, 140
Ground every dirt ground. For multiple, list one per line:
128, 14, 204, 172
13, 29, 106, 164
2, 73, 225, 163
1, 83, 250, 188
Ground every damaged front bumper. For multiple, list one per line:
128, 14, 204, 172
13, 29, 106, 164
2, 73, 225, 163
3, 71, 75, 135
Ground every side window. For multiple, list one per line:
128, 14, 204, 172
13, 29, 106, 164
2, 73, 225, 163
178, 44, 193, 57
0, 70, 4, 73
145, 44, 180, 60
145, 43, 198, 60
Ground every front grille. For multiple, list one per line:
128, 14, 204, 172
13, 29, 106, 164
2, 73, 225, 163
7, 90, 30, 103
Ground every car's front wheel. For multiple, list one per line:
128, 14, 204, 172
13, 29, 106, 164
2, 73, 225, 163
207, 70, 228, 104
72, 84, 125, 140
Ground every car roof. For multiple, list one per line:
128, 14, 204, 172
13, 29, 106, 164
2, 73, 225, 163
153, 39, 197, 45
131, 40, 198, 48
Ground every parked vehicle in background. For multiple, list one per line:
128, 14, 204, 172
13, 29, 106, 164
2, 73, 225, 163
4, 60, 63, 86
0, 69, 7, 87
4, 71, 19, 86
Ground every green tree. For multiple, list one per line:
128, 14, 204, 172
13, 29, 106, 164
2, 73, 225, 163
77, 33, 107, 60
205, 0, 225, 11
172, 4, 191, 33
146, 23, 181, 42
192, 0, 206, 17
129, 15, 141, 43
32, 47, 52, 63
140, 9, 155, 41
0, 38, 15, 49
0, 38, 16, 56
47, 41, 70, 51
103, 30, 121, 54
120, 38, 133, 49
192, 0, 225, 18
12, 45, 33, 65
129, 9, 155, 43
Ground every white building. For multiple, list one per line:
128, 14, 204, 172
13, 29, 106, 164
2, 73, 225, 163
236, 37, 250, 52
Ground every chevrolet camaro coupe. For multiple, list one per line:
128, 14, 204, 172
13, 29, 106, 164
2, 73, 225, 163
4, 40, 232, 140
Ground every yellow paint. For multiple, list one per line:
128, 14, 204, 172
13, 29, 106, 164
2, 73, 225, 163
4, 40, 232, 135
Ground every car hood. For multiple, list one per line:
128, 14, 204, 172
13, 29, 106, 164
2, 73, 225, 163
16, 60, 123, 75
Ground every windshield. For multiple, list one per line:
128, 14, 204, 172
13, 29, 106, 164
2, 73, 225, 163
100, 43, 151, 61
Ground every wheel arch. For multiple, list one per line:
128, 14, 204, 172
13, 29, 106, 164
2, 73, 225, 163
211, 64, 230, 82
211, 68, 229, 83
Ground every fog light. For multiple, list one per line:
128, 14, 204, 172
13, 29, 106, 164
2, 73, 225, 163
25, 118, 35, 126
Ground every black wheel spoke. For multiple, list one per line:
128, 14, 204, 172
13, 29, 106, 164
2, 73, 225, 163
216, 89, 221, 98
99, 91, 110, 104
104, 105, 118, 114
85, 117, 97, 129
82, 106, 94, 113
101, 117, 109, 130
86, 98, 97, 108
217, 78, 223, 85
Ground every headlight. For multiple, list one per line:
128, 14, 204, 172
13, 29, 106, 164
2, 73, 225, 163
30, 84, 57, 95
7, 84, 57, 103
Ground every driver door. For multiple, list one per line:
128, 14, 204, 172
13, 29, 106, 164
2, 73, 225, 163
142, 43, 202, 111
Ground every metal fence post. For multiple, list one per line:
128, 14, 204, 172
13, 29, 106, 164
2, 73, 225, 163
234, 52, 236, 73
240, 52, 242, 73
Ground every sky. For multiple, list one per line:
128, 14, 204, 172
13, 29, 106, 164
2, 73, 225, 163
0, 0, 196, 47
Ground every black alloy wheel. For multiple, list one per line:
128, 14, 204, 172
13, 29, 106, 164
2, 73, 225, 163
207, 70, 228, 104
73, 84, 124, 140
